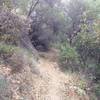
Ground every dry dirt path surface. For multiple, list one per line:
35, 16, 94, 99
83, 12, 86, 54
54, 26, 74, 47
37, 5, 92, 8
37, 58, 66, 100
32, 50, 90, 100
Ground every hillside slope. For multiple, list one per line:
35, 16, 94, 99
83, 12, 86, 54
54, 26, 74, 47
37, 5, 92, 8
0, 48, 90, 100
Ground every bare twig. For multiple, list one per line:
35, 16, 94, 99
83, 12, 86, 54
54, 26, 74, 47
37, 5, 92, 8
27, 0, 39, 18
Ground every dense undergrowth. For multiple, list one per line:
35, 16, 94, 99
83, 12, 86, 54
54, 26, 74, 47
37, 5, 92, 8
0, 0, 100, 99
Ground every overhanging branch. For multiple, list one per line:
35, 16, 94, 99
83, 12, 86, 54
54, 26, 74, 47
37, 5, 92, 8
27, 0, 39, 17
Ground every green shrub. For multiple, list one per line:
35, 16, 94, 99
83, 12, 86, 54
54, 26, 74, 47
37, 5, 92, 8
57, 42, 79, 71
0, 43, 17, 56
75, 33, 100, 80
59, 42, 78, 60
0, 43, 36, 74
94, 84, 100, 99
0, 44, 23, 73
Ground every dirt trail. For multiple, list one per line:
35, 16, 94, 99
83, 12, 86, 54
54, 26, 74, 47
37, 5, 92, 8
0, 49, 90, 100
36, 57, 66, 100
33, 50, 89, 100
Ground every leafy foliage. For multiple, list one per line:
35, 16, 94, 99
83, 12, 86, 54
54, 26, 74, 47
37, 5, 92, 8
0, 0, 13, 9
58, 42, 79, 71
0, 43, 16, 55
0, 0, 100, 99
0, 43, 33, 74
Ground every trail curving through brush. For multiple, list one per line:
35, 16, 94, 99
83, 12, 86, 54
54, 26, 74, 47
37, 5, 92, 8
32, 50, 90, 100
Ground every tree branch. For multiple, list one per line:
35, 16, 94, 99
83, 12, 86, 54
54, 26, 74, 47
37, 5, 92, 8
27, 0, 39, 18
